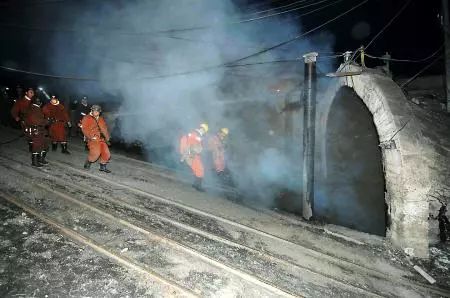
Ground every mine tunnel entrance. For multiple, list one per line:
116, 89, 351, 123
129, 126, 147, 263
318, 86, 387, 236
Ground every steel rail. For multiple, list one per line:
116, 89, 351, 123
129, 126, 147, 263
0, 190, 198, 298
0, 160, 299, 298
0, 157, 384, 297
1, 152, 448, 297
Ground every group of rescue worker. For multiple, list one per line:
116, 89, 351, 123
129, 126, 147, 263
179, 123, 231, 192
10, 87, 112, 172
8, 86, 232, 191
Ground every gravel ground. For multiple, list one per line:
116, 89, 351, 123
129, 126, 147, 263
0, 127, 449, 297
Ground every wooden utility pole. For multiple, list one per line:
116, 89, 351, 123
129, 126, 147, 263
301, 52, 318, 220
443, 0, 450, 112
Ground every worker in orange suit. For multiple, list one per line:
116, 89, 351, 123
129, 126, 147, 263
208, 128, 229, 173
11, 87, 34, 152
81, 104, 111, 173
42, 96, 71, 154
23, 97, 49, 167
207, 127, 234, 187
179, 123, 208, 191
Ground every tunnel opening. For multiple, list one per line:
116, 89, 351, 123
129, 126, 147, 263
318, 86, 387, 236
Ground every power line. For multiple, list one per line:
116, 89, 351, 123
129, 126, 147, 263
236, 0, 335, 24
400, 54, 443, 88
0, 0, 348, 60
226, 0, 368, 65
336, 0, 413, 73
0, 0, 342, 36
0, 53, 343, 81
243, 0, 314, 16
0, 65, 99, 81
365, 44, 444, 63
365, 0, 412, 50
0, 1, 365, 81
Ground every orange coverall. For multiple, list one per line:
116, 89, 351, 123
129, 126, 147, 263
42, 102, 70, 142
81, 114, 111, 163
24, 104, 49, 153
180, 130, 204, 178
11, 96, 32, 122
208, 134, 225, 173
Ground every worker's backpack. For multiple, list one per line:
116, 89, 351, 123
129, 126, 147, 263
179, 134, 189, 156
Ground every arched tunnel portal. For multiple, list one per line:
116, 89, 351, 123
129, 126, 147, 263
317, 67, 433, 258
318, 86, 386, 236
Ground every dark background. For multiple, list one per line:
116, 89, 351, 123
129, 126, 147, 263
0, 0, 445, 91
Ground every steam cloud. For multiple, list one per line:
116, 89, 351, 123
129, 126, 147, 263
5, 0, 337, 206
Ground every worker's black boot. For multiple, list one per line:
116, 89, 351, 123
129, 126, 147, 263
39, 151, 48, 165
31, 153, 43, 167
52, 143, 57, 151
99, 163, 111, 173
61, 143, 70, 154
192, 177, 204, 192
83, 160, 91, 170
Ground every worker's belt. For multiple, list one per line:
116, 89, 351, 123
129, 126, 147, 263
25, 125, 45, 135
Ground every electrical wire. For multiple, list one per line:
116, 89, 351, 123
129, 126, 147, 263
365, 0, 412, 50
226, 0, 367, 65
0, 65, 99, 81
243, 0, 314, 16
399, 54, 443, 88
335, 0, 414, 74
0, 0, 339, 35
0, 0, 346, 58
0, 53, 343, 81
236, 0, 335, 24
365, 44, 444, 63
0, 1, 365, 81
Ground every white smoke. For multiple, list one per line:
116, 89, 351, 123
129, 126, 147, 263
10, 0, 337, 205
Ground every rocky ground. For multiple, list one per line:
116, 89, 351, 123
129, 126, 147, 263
0, 127, 449, 297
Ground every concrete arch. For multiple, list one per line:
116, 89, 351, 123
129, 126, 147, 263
318, 65, 433, 258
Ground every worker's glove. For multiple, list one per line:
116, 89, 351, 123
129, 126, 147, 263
67, 121, 72, 128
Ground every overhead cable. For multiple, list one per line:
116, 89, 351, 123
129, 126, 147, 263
0, 65, 98, 81
244, 0, 314, 16
365, 0, 412, 50
0, 1, 366, 81
0, 0, 342, 35
400, 54, 443, 88
226, 0, 368, 65
365, 44, 444, 63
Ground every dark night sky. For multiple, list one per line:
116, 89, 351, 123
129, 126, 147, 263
0, 0, 445, 91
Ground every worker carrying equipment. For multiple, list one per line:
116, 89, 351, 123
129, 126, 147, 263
179, 123, 208, 191
81, 104, 112, 173
208, 127, 229, 173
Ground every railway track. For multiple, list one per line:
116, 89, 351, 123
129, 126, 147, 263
0, 161, 297, 297
31, 147, 450, 294
0, 149, 449, 297
0, 191, 197, 298
0, 156, 383, 297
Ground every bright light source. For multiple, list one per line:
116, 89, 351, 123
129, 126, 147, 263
38, 87, 44, 91
5, 87, 9, 90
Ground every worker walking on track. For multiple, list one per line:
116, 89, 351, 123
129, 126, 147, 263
23, 97, 49, 167
11, 87, 34, 152
42, 95, 71, 154
179, 123, 208, 191
81, 104, 112, 173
